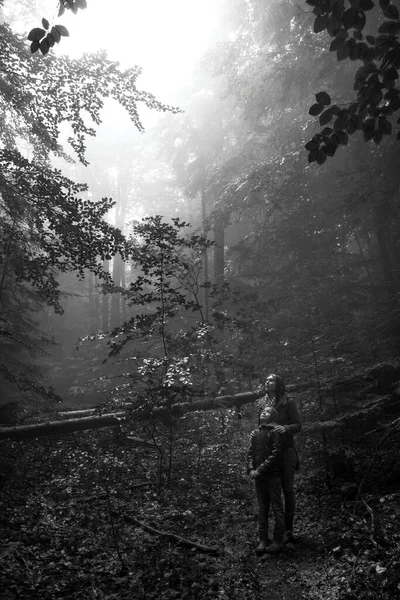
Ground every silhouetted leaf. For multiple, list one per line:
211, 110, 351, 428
373, 130, 383, 144
51, 26, 61, 43
308, 149, 319, 163
42, 18, 50, 30
305, 140, 320, 151
336, 130, 349, 144
320, 108, 333, 125
30, 40, 40, 53
359, 0, 375, 10
309, 103, 325, 116
384, 4, 399, 18
316, 91, 331, 105
378, 118, 392, 135
39, 37, 50, 56
314, 14, 329, 33
55, 24, 69, 37
28, 28, 46, 42
343, 8, 357, 29
337, 43, 350, 60
46, 33, 55, 48
378, 21, 397, 34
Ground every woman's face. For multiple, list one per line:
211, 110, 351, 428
265, 375, 277, 393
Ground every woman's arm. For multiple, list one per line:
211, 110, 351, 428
283, 398, 302, 435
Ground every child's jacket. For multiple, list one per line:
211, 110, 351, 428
246, 425, 285, 477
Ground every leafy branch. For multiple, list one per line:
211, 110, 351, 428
305, 0, 400, 164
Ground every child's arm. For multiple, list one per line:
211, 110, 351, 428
255, 429, 284, 476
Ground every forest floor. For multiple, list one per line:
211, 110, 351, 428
0, 421, 399, 600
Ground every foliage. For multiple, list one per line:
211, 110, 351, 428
1, 384, 399, 600
0, 20, 179, 164
306, 0, 400, 163
27, 0, 88, 56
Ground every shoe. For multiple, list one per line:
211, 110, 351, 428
283, 531, 297, 544
264, 540, 283, 554
255, 534, 272, 555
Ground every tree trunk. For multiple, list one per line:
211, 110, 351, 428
102, 259, 110, 332
213, 221, 225, 289
110, 254, 123, 329
0, 390, 265, 440
201, 185, 209, 321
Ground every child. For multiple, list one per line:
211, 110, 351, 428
247, 406, 285, 554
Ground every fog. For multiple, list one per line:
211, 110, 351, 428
1, 0, 399, 412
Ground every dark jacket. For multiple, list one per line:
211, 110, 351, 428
247, 425, 285, 477
259, 396, 301, 448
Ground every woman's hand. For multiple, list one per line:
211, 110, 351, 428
274, 425, 286, 434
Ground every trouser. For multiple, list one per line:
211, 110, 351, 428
281, 447, 298, 532
255, 475, 285, 542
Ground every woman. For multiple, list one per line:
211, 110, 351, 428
259, 373, 301, 543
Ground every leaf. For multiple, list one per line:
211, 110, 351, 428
316, 149, 327, 164
336, 130, 349, 144
353, 30, 363, 40
330, 37, 343, 51
314, 14, 329, 33
378, 118, 392, 135
353, 10, 367, 30
27, 27, 46, 42
322, 143, 337, 157
337, 42, 350, 61
363, 118, 375, 141
384, 4, 399, 18
30, 40, 40, 53
379, 0, 390, 8
39, 37, 50, 56
378, 21, 396, 34
315, 91, 331, 105
373, 130, 383, 144
321, 127, 333, 136
309, 103, 325, 116
46, 33, 55, 48
308, 149, 319, 163
58, 2, 65, 16
334, 116, 346, 130
366, 35, 376, 45
51, 26, 61, 43
55, 24, 70, 37
42, 17, 50, 30
76, 0, 88, 8
343, 8, 357, 29
305, 140, 319, 151
397, 131, 400, 141
320, 108, 333, 125
359, 0, 375, 9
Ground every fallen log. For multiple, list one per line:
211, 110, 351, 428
123, 514, 219, 554
0, 390, 265, 441
0, 412, 126, 441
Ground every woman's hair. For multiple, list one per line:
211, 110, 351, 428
267, 373, 286, 399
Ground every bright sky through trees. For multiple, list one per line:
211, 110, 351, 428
55, 0, 219, 97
